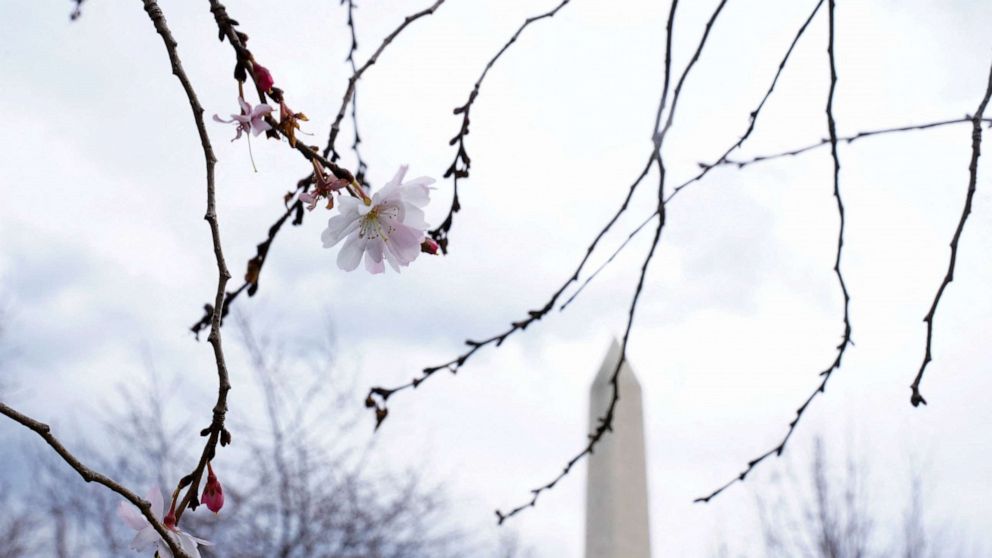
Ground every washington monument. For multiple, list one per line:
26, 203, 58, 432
585, 338, 652, 558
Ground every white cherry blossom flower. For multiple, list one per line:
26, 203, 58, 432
321, 165, 433, 274
117, 486, 211, 558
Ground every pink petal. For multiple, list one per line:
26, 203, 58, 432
365, 239, 385, 274
147, 486, 164, 520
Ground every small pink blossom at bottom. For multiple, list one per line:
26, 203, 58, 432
118, 486, 211, 558
321, 165, 434, 274
201, 462, 224, 514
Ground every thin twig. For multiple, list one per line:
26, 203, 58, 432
141, 0, 233, 523
561, 0, 823, 309
909, 59, 992, 406
0, 402, 189, 558
340, 0, 369, 185
717, 117, 991, 170
696, 0, 852, 503
429, 0, 574, 254
326, 0, 447, 163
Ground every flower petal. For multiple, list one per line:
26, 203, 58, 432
251, 104, 274, 118
322, 215, 359, 248
401, 205, 429, 230
131, 526, 161, 551
400, 177, 435, 207
117, 501, 147, 531
337, 232, 365, 271
387, 224, 424, 265
147, 487, 164, 519
178, 532, 203, 558
364, 239, 385, 274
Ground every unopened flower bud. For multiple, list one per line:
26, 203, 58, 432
202, 462, 225, 513
421, 238, 440, 255
253, 63, 275, 92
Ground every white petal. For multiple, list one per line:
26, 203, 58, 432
131, 526, 160, 551
364, 240, 385, 274
178, 532, 203, 558
322, 215, 359, 248
383, 246, 402, 272
401, 204, 429, 231
337, 233, 365, 271
388, 165, 409, 187
400, 177, 435, 207
147, 487, 164, 519
117, 501, 147, 531
157, 538, 174, 558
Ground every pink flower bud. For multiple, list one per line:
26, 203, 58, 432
163, 508, 178, 530
202, 462, 225, 513
253, 63, 275, 92
421, 238, 440, 255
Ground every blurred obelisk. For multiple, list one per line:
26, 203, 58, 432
585, 338, 651, 558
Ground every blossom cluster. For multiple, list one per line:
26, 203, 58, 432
211, 58, 439, 275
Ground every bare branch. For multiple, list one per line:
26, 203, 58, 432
326, 0, 447, 164
909, 59, 992, 406
0, 402, 188, 558
497, 0, 732, 523
696, 0, 853, 503
429, 0, 574, 254
139, 0, 233, 523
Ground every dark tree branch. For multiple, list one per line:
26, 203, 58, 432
140, 0, 233, 524
429, 0, 574, 254
909, 59, 992, 406
0, 402, 188, 558
696, 0, 852, 503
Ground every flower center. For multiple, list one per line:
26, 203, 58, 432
359, 204, 399, 242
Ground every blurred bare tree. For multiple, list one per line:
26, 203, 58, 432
743, 437, 974, 558
6, 314, 524, 557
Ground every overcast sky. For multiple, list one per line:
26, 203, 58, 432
2, 0, 992, 556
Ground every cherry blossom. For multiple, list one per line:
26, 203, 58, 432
299, 158, 350, 211
321, 165, 434, 274
212, 97, 273, 142
117, 486, 211, 558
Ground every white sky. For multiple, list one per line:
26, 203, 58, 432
2, 0, 992, 556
